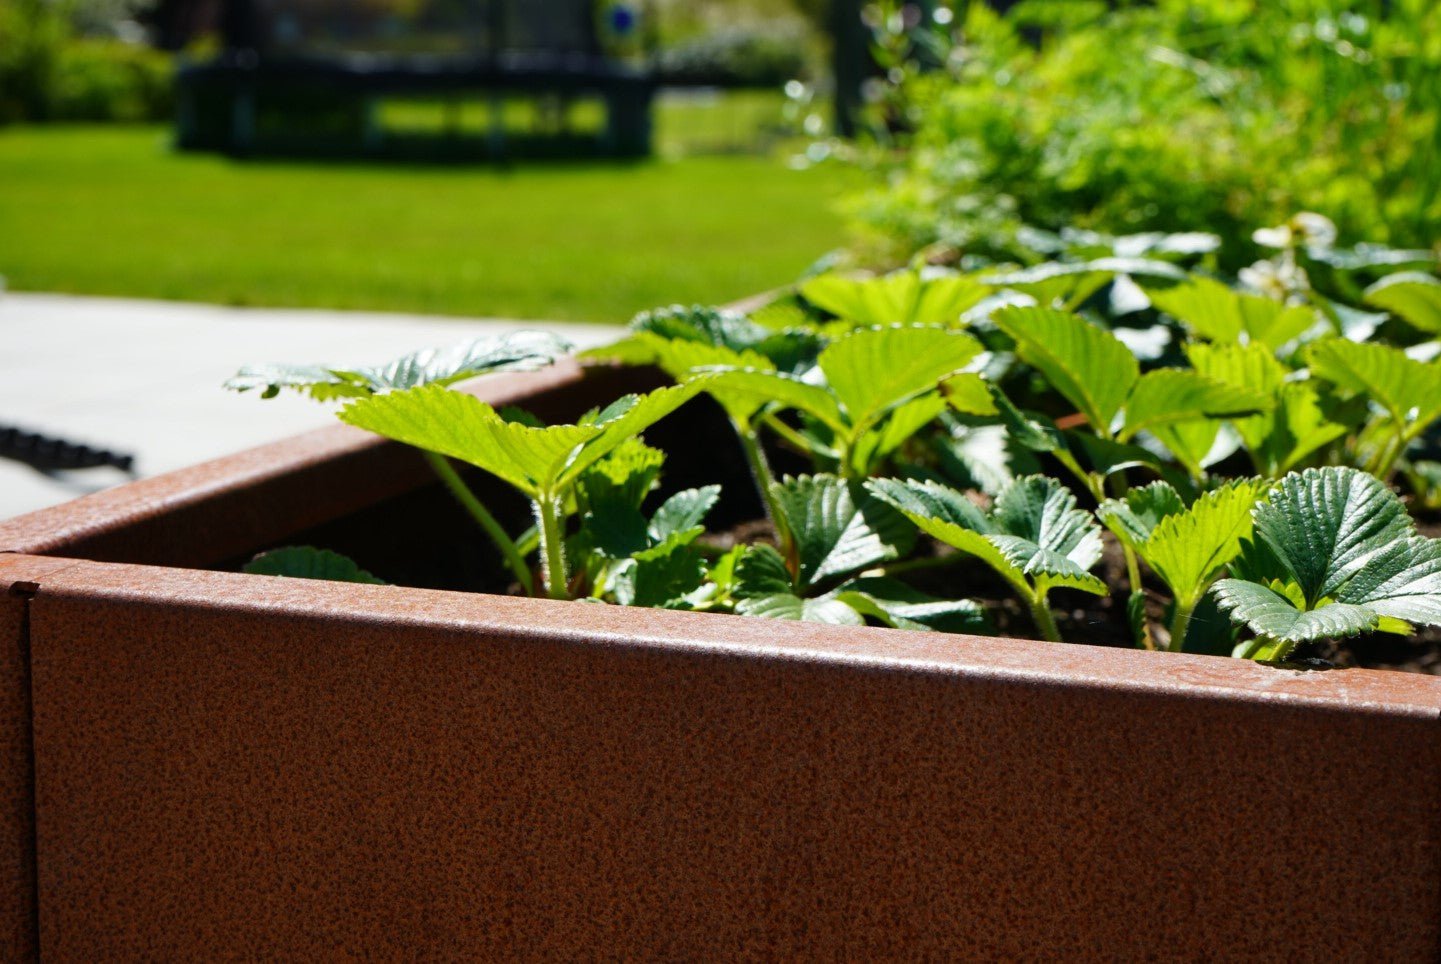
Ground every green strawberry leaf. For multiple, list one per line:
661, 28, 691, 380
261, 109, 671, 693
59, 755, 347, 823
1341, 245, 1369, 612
578, 438, 665, 513
1184, 342, 1288, 396
868, 476, 1106, 597
941, 373, 998, 416
1185, 342, 1347, 474
1140, 479, 1268, 607
610, 531, 708, 609
1097, 481, 1186, 549
849, 393, 948, 473
732, 544, 796, 598
1304, 338, 1441, 438
770, 475, 915, 590
736, 593, 866, 625
696, 368, 846, 434
1211, 581, 1378, 642
244, 547, 386, 585
1118, 369, 1271, 442
628, 304, 769, 351
837, 576, 991, 633
226, 331, 572, 400
1363, 272, 1441, 334
800, 269, 989, 326
988, 385, 1064, 454
818, 325, 983, 432
991, 306, 1139, 434
1148, 277, 1314, 347
648, 485, 722, 542
1253, 466, 1413, 603
339, 380, 705, 499
985, 257, 1185, 310
341, 384, 597, 497
1213, 467, 1441, 646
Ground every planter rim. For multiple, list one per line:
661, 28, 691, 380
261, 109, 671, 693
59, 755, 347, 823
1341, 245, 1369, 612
0, 361, 591, 559
2, 361, 1439, 709
3, 553, 1438, 716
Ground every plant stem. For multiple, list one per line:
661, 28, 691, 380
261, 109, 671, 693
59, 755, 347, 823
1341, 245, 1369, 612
1168, 596, 1195, 653
534, 492, 570, 600
423, 451, 533, 596
1054, 451, 1104, 502
1371, 425, 1412, 481
735, 420, 785, 526
762, 413, 835, 460
1236, 635, 1295, 662
1123, 546, 1142, 599
1026, 590, 1062, 643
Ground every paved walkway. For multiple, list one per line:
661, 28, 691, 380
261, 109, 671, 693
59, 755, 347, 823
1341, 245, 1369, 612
0, 293, 620, 520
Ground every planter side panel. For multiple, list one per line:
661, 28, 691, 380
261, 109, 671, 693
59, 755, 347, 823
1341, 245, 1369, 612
28, 574, 1441, 960
0, 556, 83, 962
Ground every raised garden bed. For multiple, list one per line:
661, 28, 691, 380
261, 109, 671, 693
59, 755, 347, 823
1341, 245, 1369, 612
1, 357, 1438, 958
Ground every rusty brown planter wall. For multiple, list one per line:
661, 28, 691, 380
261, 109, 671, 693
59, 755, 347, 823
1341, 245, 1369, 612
1, 362, 1438, 959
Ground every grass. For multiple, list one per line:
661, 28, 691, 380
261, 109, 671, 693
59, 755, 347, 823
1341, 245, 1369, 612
0, 102, 853, 323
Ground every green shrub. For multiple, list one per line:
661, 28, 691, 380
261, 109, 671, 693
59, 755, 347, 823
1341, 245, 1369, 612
0, 0, 68, 123
0, 0, 172, 124
51, 37, 171, 122
845, 1, 1441, 269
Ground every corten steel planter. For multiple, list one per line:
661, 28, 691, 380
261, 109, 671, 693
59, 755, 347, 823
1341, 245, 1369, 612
1, 360, 1438, 959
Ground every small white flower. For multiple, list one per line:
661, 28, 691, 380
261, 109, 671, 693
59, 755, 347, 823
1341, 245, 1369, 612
1239, 257, 1310, 302
1292, 212, 1337, 249
1252, 225, 1292, 249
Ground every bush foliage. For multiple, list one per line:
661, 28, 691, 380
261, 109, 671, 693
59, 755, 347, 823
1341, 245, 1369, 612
845, 0, 1441, 270
0, 0, 171, 124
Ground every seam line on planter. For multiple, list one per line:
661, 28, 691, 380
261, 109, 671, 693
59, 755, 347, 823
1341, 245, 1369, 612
10, 582, 39, 954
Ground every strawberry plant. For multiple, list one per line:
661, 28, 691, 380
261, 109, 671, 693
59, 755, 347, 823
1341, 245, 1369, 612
228, 333, 572, 594
230, 231, 1441, 674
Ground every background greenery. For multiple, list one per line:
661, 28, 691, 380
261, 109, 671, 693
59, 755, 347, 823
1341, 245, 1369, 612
0, 0, 171, 123
847, 0, 1441, 269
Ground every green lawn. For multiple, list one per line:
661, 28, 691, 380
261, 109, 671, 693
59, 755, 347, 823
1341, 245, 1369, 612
0, 119, 852, 323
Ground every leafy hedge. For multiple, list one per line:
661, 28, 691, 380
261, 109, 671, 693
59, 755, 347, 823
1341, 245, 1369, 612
0, 0, 171, 124
845, 0, 1441, 271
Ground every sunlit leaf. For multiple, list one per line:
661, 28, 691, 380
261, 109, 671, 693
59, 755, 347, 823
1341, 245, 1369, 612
818, 325, 983, 429
1140, 479, 1268, 606
1304, 338, 1441, 436
836, 576, 990, 633
227, 331, 572, 400
1119, 369, 1270, 442
1097, 481, 1186, 549
992, 306, 1138, 433
771, 475, 915, 589
1148, 277, 1313, 347
340, 380, 705, 498
868, 476, 1106, 596
736, 593, 866, 624
1363, 272, 1441, 334
648, 485, 722, 542
1214, 467, 1441, 648
800, 269, 989, 325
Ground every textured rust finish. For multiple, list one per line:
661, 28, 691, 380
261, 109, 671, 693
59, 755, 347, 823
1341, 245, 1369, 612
3, 361, 1441, 957
0, 556, 83, 961
25, 561, 1441, 959
0, 361, 651, 567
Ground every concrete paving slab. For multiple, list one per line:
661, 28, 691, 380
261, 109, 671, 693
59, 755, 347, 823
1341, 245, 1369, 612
0, 293, 620, 520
